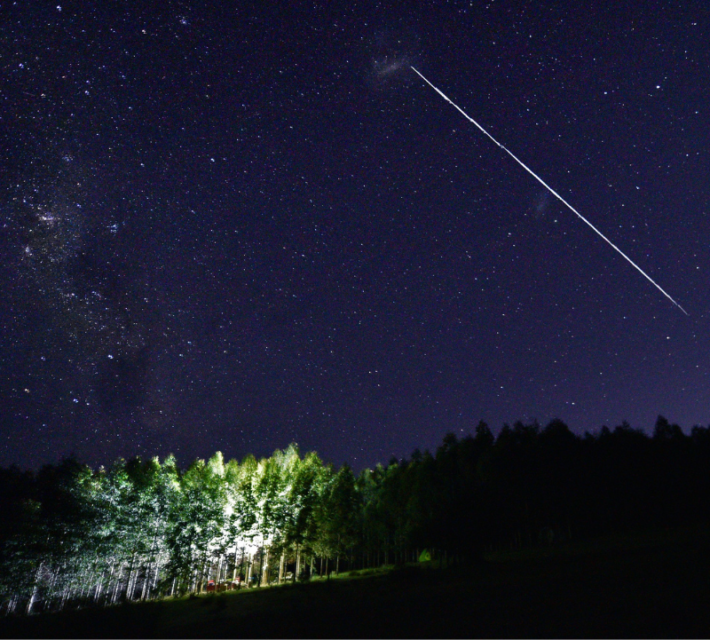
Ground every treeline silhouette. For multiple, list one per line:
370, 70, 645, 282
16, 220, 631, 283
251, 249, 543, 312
2, 415, 709, 616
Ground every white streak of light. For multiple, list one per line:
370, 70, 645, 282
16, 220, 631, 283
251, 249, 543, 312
410, 66, 688, 316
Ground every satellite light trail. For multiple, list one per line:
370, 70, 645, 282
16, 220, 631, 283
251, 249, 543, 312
410, 66, 689, 316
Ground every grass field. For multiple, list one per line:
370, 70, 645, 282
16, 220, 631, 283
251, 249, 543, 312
2, 526, 710, 638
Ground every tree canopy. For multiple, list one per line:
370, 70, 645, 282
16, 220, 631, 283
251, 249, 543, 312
3, 416, 710, 616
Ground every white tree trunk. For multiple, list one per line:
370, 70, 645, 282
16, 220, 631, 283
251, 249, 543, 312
110, 564, 123, 605
278, 551, 285, 584
232, 547, 239, 582
140, 562, 150, 601
261, 548, 270, 586
25, 584, 39, 615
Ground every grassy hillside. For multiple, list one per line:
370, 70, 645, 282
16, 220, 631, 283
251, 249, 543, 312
3, 526, 710, 638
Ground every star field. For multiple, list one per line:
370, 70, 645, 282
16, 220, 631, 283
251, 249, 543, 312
1, 1, 709, 470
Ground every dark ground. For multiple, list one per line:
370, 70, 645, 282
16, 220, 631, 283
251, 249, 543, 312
2, 527, 710, 638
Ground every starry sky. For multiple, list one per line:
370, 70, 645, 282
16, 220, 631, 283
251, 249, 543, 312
2, 1, 709, 471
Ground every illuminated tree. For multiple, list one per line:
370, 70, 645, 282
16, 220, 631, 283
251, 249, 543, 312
284, 450, 326, 579
164, 453, 226, 594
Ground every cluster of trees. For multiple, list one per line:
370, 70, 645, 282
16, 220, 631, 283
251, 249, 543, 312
3, 416, 710, 616
0, 445, 360, 615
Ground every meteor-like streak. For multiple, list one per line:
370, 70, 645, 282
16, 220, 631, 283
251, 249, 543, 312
410, 66, 688, 316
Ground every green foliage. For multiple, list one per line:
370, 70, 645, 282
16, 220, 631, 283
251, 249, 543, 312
4, 416, 710, 616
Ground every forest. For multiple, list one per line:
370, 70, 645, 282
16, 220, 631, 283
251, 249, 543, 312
2, 415, 710, 617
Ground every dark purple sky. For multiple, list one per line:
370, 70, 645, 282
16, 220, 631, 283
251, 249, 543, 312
2, 1, 709, 470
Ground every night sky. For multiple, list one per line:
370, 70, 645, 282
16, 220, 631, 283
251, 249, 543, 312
2, 1, 709, 471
